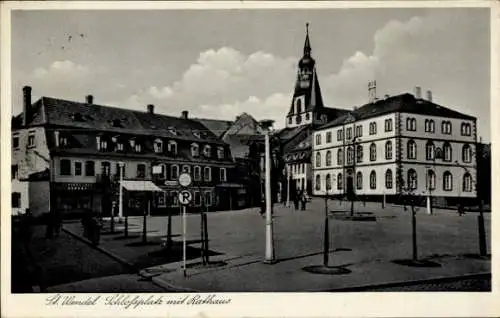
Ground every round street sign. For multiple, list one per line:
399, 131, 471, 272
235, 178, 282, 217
178, 190, 193, 205
178, 173, 192, 187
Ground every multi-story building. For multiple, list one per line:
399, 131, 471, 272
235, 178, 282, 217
11, 86, 235, 217
312, 87, 478, 206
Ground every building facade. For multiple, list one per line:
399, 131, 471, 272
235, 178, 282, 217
11, 87, 235, 217
312, 90, 478, 206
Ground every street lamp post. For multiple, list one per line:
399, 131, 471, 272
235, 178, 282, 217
323, 188, 331, 267
264, 129, 275, 263
286, 165, 291, 207
118, 162, 125, 227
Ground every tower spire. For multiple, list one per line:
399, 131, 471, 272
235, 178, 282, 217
303, 22, 311, 56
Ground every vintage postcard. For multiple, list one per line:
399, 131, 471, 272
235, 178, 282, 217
1, 1, 498, 317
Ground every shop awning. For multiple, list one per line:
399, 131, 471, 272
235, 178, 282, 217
216, 183, 245, 188
121, 180, 164, 192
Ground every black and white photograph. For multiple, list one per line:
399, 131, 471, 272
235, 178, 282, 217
2, 1, 498, 317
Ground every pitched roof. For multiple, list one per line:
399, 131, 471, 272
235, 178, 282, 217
28, 96, 224, 144
221, 113, 264, 138
319, 93, 476, 130
193, 118, 233, 138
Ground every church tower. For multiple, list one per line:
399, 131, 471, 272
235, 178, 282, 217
286, 23, 327, 128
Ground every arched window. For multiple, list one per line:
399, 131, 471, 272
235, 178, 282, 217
168, 140, 177, 155
347, 146, 354, 165
194, 166, 201, 180
296, 98, 302, 114
356, 172, 363, 190
442, 121, 452, 134
406, 117, 417, 131
315, 134, 322, 145
463, 173, 473, 192
461, 123, 472, 136
356, 145, 363, 163
315, 174, 321, 191
426, 141, 435, 160
337, 173, 343, 190
427, 170, 436, 190
337, 149, 343, 165
462, 144, 472, 163
443, 142, 452, 162
326, 151, 332, 166
370, 143, 377, 161
182, 165, 191, 174
159, 164, 167, 180
408, 169, 417, 190
171, 165, 179, 180
326, 174, 332, 191
191, 143, 199, 157
407, 140, 417, 159
369, 171, 377, 189
443, 171, 453, 191
316, 152, 321, 168
385, 141, 392, 160
429, 119, 435, 133
385, 169, 393, 189
204, 167, 212, 181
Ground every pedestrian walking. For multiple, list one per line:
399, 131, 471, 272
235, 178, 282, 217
300, 190, 307, 211
457, 203, 465, 216
260, 198, 265, 216
293, 190, 300, 210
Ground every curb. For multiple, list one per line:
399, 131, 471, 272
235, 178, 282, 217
323, 272, 491, 292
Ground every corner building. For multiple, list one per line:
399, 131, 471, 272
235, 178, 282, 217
312, 92, 477, 206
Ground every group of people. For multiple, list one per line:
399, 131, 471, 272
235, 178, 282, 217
292, 189, 309, 211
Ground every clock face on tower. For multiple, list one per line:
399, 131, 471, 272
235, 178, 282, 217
299, 72, 310, 88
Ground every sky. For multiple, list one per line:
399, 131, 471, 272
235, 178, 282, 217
11, 8, 490, 140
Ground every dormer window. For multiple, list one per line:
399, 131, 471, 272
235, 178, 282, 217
129, 138, 136, 148
168, 127, 177, 135
191, 143, 199, 157
96, 136, 108, 151
71, 112, 84, 121
116, 143, 124, 152
203, 145, 211, 158
168, 140, 177, 155
154, 139, 163, 153
217, 146, 224, 159
193, 130, 201, 138
59, 135, 68, 147
111, 119, 123, 128
134, 143, 142, 153
100, 140, 108, 151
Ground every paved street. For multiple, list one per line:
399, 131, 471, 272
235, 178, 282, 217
11, 225, 167, 293
62, 199, 491, 292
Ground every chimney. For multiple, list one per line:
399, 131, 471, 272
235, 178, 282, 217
181, 110, 188, 119
22, 86, 32, 126
414, 86, 422, 99
368, 80, 377, 103
426, 90, 433, 102
86, 95, 94, 104
147, 104, 154, 114
384, 94, 390, 99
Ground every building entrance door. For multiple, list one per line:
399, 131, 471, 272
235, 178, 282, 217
346, 176, 354, 199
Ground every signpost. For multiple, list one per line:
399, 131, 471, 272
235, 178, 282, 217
178, 173, 192, 277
